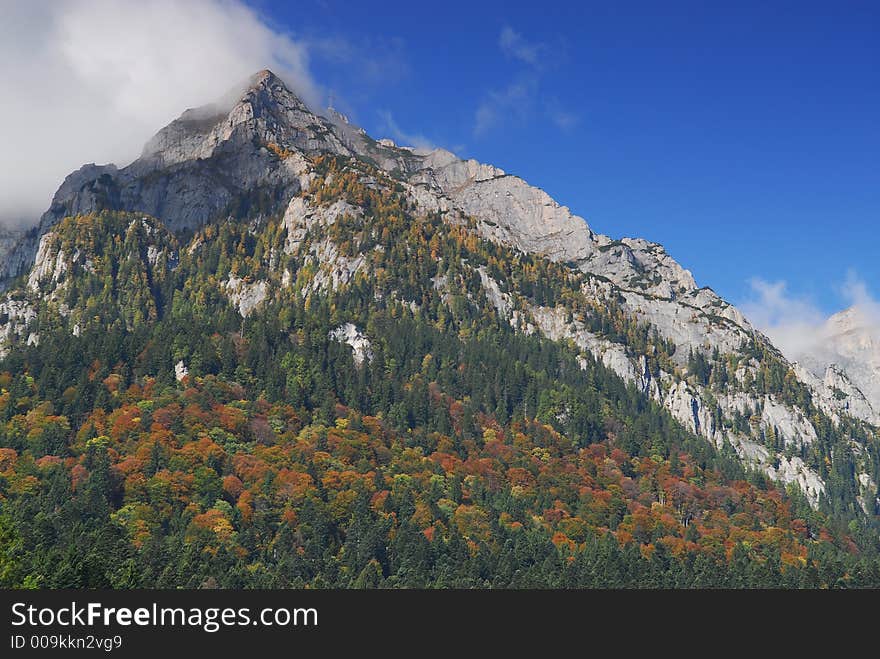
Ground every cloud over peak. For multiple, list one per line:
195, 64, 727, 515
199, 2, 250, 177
0, 0, 322, 228
741, 272, 880, 361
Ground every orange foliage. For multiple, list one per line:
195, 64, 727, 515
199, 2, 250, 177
222, 474, 244, 499
275, 468, 314, 502
70, 464, 88, 492
0, 447, 17, 474
189, 508, 235, 543
237, 490, 254, 523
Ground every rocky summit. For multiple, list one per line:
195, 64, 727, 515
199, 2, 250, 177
0, 70, 878, 588
792, 306, 880, 425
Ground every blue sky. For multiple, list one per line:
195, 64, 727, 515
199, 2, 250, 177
252, 0, 878, 317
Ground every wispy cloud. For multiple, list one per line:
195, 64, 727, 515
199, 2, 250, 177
549, 110, 580, 131
474, 25, 577, 137
0, 0, 323, 227
546, 98, 580, 131
377, 110, 436, 151
740, 279, 826, 357
474, 77, 538, 137
306, 34, 410, 88
740, 272, 880, 360
840, 270, 880, 319
499, 26, 542, 66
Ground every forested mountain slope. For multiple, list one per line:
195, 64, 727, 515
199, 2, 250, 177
0, 71, 877, 587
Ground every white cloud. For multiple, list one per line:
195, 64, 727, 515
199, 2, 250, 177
377, 111, 436, 151
499, 26, 541, 66
840, 270, 880, 320
741, 273, 880, 360
546, 99, 580, 131
0, 0, 322, 227
474, 78, 537, 136
740, 279, 826, 357
474, 26, 577, 137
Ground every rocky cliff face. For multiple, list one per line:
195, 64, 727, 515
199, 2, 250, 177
0, 213, 176, 357
1, 70, 877, 515
0, 71, 345, 278
0, 228, 23, 266
792, 306, 880, 425
0, 226, 37, 282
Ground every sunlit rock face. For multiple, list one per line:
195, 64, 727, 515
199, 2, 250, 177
791, 306, 880, 425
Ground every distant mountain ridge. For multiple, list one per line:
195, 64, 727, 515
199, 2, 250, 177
792, 306, 880, 424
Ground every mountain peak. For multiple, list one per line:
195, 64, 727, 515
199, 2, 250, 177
827, 305, 880, 335
243, 68, 297, 101
134, 69, 347, 174
794, 304, 880, 424
251, 68, 280, 85
237, 68, 309, 114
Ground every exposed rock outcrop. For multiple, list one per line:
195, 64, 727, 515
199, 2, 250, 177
223, 275, 269, 318
329, 323, 373, 366
792, 306, 880, 424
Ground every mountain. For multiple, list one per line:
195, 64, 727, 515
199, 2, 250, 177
0, 226, 33, 284
792, 306, 880, 425
0, 70, 878, 588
